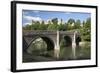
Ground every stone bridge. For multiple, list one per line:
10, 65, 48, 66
23, 30, 81, 58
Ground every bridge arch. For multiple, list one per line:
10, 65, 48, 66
76, 37, 81, 46
60, 35, 72, 47
26, 35, 55, 52
64, 36, 72, 46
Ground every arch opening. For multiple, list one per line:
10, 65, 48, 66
64, 36, 72, 47
26, 36, 54, 56
60, 36, 72, 47
76, 37, 81, 46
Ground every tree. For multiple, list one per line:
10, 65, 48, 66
58, 24, 66, 31
74, 19, 81, 29
84, 18, 91, 29
66, 18, 75, 30
82, 21, 85, 27
39, 21, 47, 30
67, 18, 75, 24
47, 24, 58, 30
47, 18, 59, 30
57, 19, 67, 31
51, 18, 58, 25
31, 21, 40, 30
23, 24, 31, 30
81, 18, 91, 41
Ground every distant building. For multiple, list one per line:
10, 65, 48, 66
31, 18, 66, 25
32, 20, 42, 24
45, 18, 65, 25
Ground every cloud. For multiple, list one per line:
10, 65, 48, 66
24, 15, 42, 21
23, 15, 43, 26
23, 22, 32, 26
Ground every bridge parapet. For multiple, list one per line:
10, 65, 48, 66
23, 30, 80, 36
23, 30, 57, 36
60, 31, 75, 35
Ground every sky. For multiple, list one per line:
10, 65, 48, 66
22, 10, 91, 26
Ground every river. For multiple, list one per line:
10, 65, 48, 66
23, 42, 91, 62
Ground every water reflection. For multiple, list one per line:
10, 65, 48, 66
23, 37, 91, 62
59, 45, 90, 60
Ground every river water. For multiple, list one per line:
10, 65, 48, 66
23, 42, 91, 62
59, 45, 91, 60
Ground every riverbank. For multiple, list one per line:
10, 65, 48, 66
79, 41, 91, 47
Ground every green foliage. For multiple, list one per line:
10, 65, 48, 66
47, 24, 58, 30
80, 18, 91, 41
67, 18, 75, 24
23, 17, 91, 42
74, 19, 81, 29
51, 18, 58, 24
39, 21, 47, 30
60, 39, 66, 48
58, 24, 66, 31
27, 38, 47, 55
47, 18, 59, 30
84, 18, 91, 29
23, 24, 31, 30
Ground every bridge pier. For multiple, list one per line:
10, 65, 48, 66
72, 31, 77, 59
54, 44, 60, 59
54, 31, 60, 59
